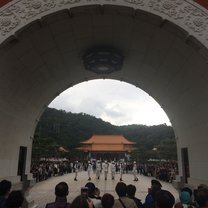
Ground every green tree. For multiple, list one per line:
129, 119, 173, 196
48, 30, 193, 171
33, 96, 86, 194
32, 107, 176, 161
157, 138, 177, 160
32, 137, 58, 159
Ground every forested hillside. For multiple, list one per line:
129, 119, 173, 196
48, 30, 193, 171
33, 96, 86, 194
33, 108, 176, 161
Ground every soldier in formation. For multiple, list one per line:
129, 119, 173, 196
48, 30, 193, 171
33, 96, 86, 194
87, 161, 92, 181
133, 161, 139, 181
96, 160, 101, 179
103, 161, 109, 180
111, 161, 116, 180
74, 161, 79, 181
82, 159, 141, 182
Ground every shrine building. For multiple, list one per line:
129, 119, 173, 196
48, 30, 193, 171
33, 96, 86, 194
78, 135, 136, 160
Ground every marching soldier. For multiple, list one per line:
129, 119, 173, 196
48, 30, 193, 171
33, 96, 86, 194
133, 161, 139, 181
96, 160, 101, 179
87, 161, 92, 181
103, 161, 108, 180
74, 161, 79, 181
111, 161, 116, 180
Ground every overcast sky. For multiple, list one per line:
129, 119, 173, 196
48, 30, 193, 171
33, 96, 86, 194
49, 79, 171, 126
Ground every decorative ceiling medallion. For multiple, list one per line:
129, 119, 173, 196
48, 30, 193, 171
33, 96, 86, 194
82, 48, 124, 74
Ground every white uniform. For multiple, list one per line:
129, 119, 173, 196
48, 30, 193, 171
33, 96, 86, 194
96, 162, 101, 179
74, 162, 78, 181
133, 162, 138, 181
111, 162, 116, 180
103, 162, 108, 180
87, 163, 92, 180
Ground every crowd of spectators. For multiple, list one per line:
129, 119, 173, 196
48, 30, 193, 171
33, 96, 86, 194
138, 162, 177, 182
1, 177, 208, 208
31, 161, 75, 182
44, 180, 208, 208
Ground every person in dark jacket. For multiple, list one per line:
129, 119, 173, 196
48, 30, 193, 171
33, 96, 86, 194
143, 179, 162, 208
127, 185, 142, 208
195, 188, 208, 208
0, 180, 11, 208
6, 191, 24, 208
45, 182, 70, 208
155, 190, 175, 208
101, 193, 114, 208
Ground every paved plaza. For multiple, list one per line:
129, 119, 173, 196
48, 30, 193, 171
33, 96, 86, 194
29, 171, 179, 208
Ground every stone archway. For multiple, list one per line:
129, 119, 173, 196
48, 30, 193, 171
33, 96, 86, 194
0, 0, 208, 186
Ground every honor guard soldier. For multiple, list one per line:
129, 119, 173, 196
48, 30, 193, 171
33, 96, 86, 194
111, 161, 116, 180
96, 160, 101, 179
133, 161, 139, 181
74, 161, 79, 181
103, 161, 108, 180
87, 161, 92, 181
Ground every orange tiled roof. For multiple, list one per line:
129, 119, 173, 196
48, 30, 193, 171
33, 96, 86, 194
78, 144, 136, 152
79, 135, 136, 152
81, 135, 135, 145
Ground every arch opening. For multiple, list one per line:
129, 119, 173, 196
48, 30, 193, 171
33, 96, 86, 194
32, 79, 176, 162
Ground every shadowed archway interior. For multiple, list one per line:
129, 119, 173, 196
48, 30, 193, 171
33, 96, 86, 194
0, 3, 208, 186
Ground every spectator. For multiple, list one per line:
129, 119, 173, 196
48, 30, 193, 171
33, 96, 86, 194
180, 191, 192, 207
6, 191, 24, 208
181, 187, 193, 198
0, 180, 12, 208
71, 195, 93, 208
85, 182, 102, 208
175, 191, 193, 208
127, 185, 142, 208
195, 188, 208, 208
45, 182, 70, 208
114, 182, 137, 208
143, 179, 162, 208
102, 193, 114, 208
155, 190, 175, 208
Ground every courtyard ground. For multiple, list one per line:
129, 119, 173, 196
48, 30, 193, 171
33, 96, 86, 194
29, 171, 179, 208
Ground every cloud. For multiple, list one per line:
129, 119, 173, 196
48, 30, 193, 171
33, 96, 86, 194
49, 79, 171, 126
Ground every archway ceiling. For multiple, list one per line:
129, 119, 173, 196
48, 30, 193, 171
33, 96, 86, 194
0, 4, 208, 141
